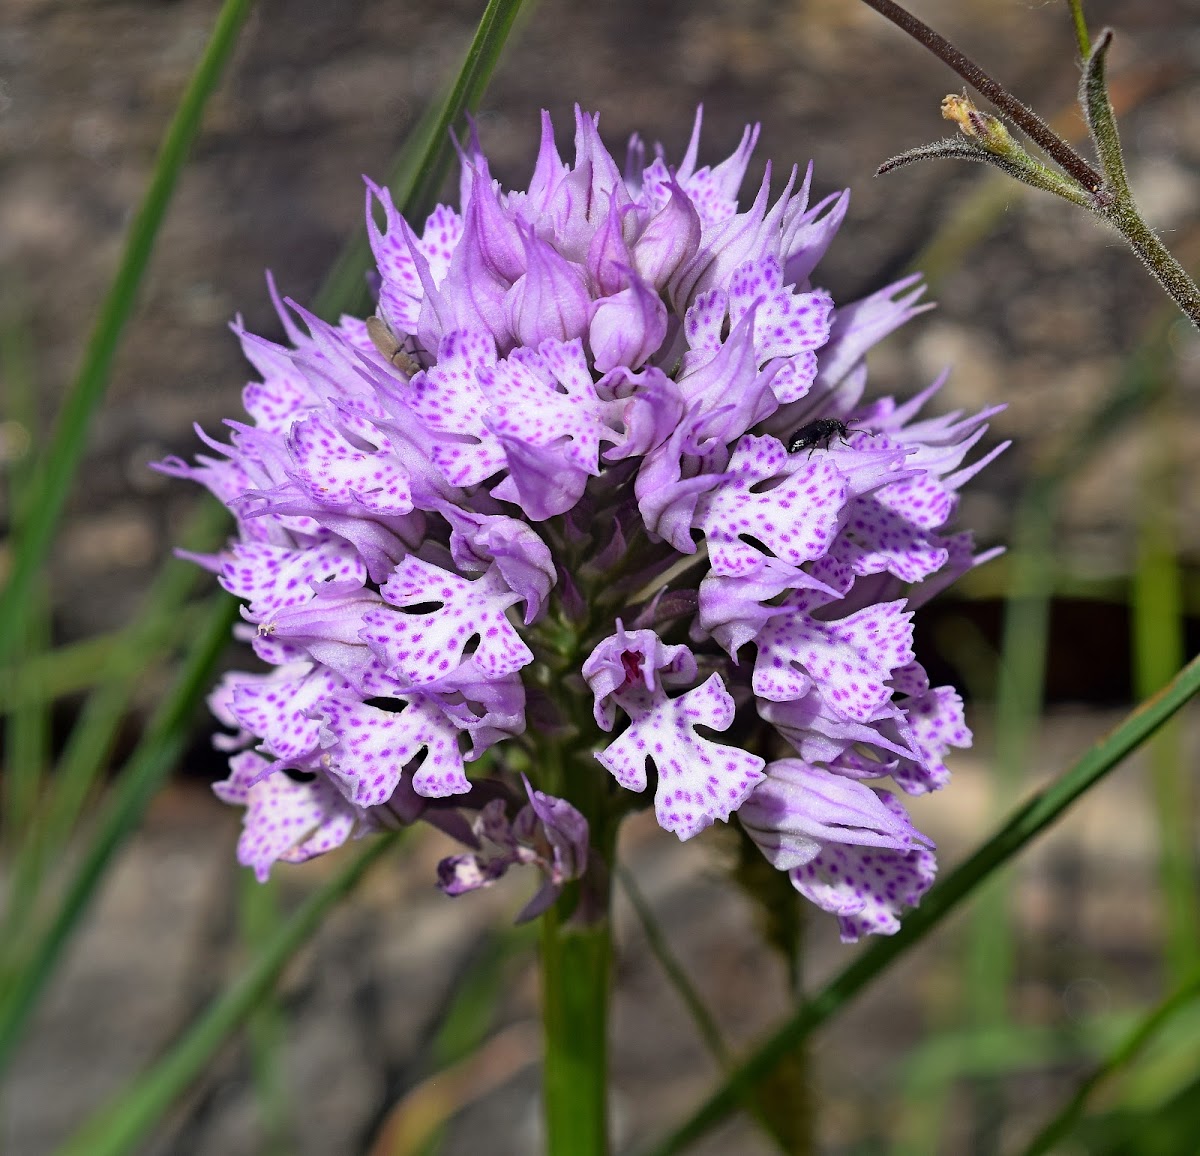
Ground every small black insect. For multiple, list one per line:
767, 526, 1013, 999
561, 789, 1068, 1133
787, 417, 864, 455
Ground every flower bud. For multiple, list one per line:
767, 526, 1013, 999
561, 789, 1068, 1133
588, 276, 668, 372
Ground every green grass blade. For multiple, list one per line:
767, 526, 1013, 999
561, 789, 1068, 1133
1132, 391, 1198, 981
617, 865, 731, 1070
1019, 968, 1200, 1156
0, 592, 240, 1072
238, 872, 293, 1156
312, 0, 529, 324
0, 501, 227, 951
51, 835, 399, 1156
0, 0, 254, 667
618, 867, 804, 1155
391, 0, 527, 225
311, 94, 449, 323
2, 298, 49, 843
635, 650, 1200, 1156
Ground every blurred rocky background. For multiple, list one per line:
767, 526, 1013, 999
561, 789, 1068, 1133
3, 0, 1200, 1152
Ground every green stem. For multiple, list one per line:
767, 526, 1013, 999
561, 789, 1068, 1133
1103, 201, 1200, 330
541, 895, 612, 1156
1064, 0, 1090, 58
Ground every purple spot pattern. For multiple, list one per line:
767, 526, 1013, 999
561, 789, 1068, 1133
315, 695, 469, 803
362, 557, 533, 685
595, 673, 766, 839
158, 106, 1006, 940
754, 591, 915, 722
695, 435, 845, 576
285, 411, 413, 515
790, 792, 937, 943
214, 751, 358, 882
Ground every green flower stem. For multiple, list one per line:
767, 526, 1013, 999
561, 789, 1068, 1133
51, 835, 399, 1156
637, 649, 1200, 1156
1065, 0, 1091, 59
537, 727, 617, 1156
1101, 201, 1200, 331
0, 0, 254, 667
541, 895, 612, 1156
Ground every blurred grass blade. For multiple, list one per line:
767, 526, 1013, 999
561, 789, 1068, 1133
311, 94, 447, 322
2, 297, 50, 843
368, 1022, 539, 1156
0, 0, 529, 1082
390, 0, 526, 225
0, 501, 227, 949
1020, 967, 1200, 1156
0, 592, 240, 1072
367, 921, 538, 1156
52, 835, 400, 1156
1132, 388, 1198, 981
0, 0, 254, 667
618, 865, 731, 1070
312, 0, 528, 322
962, 310, 1177, 1149
239, 872, 292, 1156
618, 867, 806, 1155
636, 649, 1200, 1156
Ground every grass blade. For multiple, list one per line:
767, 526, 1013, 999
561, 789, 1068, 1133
1132, 389, 1199, 981
636, 649, 1200, 1156
1019, 968, 1200, 1156
51, 835, 400, 1156
617, 865, 731, 1070
0, 501, 227, 950
238, 872, 293, 1156
2, 297, 49, 843
0, 0, 254, 666
312, 0, 529, 322
0, 592, 240, 1071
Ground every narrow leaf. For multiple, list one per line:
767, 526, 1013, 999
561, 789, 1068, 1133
0, 0, 255, 666
0, 592, 240, 1071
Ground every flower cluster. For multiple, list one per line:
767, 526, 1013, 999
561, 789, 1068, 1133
160, 108, 1004, 940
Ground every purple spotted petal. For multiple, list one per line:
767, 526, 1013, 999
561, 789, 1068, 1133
595, 673, 765, 839
739, 757, 924, 871
695, 435, 845, 576
214, 752, 359, 882
753, 589, 914, 721
315, 694, 470, 804
363, 558, 533, 684
789, 791, 936, 942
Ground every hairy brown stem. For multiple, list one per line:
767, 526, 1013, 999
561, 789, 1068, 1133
858, 0, 1104, 192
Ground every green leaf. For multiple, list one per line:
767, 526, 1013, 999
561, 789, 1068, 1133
636, 649, 1200, 1156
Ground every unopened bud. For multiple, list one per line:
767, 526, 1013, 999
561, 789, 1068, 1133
941, 93, 1016, 156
